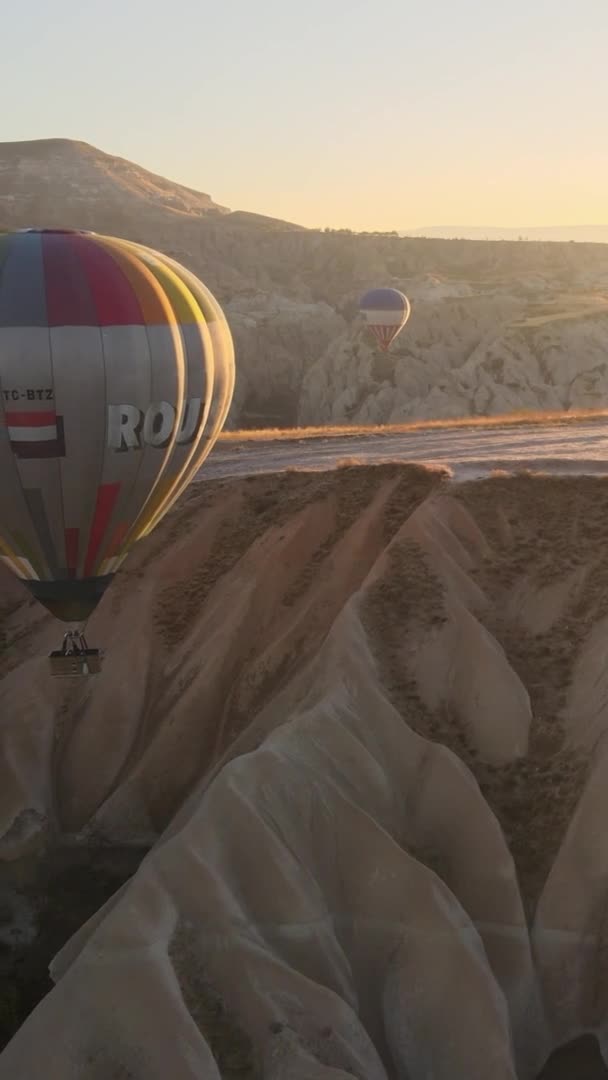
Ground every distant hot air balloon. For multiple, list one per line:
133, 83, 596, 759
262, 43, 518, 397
0, 229, 235, 672
358, 287, 411, 352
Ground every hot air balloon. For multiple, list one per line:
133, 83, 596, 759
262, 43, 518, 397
358, 288, 411, 352
0, 229, 235, 675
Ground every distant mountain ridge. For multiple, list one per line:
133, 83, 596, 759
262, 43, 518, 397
2, 139, 605, 246
402, 224, 608, 243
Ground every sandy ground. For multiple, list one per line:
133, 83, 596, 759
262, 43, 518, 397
2, 455, 608, 1076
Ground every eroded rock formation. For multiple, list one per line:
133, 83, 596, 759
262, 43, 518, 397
2, 466, 608, 1076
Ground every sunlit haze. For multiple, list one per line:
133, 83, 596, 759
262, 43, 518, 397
4, 0, 608, 231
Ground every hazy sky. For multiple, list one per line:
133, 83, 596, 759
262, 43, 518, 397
4, 0, 607, 230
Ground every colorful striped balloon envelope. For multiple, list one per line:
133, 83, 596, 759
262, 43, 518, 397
0, 229, 235, 622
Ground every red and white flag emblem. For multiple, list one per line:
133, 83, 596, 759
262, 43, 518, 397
4, 411, 66, 459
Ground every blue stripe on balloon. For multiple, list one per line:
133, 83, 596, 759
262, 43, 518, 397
0, 231, 48, 327
359, 288, 407, 311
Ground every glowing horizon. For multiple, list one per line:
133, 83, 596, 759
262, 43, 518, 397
4, 0, 607, 232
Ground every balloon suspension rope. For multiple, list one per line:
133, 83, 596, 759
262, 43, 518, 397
77, 618, 91, 674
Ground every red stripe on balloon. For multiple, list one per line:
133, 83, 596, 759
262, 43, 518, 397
64, 528, 79, 579
84, 483, 121, 577
94, 237, 174, 325
5, 411, 56, 426
68, 234, 145, 326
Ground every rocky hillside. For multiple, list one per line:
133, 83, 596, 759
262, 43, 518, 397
299, 288, 608, 425
3, 465, 608, 1075
3, 139, 608, 428
0, 138, 228, 226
